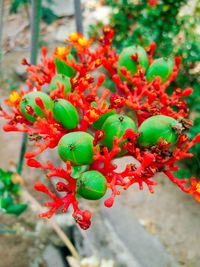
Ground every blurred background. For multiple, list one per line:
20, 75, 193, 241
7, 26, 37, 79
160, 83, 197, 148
0, 1, 200, 267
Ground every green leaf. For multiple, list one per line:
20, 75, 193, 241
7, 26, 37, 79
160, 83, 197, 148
10, 0, 29, 13
6, 204, 28, 216
55, 59, 76, 77
0, 169, 13, 187
42, 7, 58, 24
11, 184, 20, 194
0, 195, 14, 210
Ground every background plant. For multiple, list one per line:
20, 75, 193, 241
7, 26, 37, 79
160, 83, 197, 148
0, 168, 27, 215
10, 0, 58, 24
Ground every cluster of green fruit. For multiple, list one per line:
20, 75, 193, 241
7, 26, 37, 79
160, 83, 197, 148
18, 44, 181, 202
93, 0, 200, 179
59, 113, 180, 200
20, 96, 180, 203
118, 45, 174, 83
20, 76, 78, 127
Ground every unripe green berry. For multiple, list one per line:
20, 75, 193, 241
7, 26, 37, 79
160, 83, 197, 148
58, 132, 95, 165
138, 115, 179, 148
20, 91, 53, 122
53, 99, 79, 129
76, 170, 107, 200
117, 45, 148, 81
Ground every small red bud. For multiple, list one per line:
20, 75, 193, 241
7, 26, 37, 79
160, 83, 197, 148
104, 198, 114, 208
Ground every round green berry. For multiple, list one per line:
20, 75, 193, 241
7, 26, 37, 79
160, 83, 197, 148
20, 91, 53, 122
117, 45, 148, 81
58, 132, 95, 165
102, 114, 137, 151
53, 99, 79, 129
50, 74, 71, 95
146, 58, 174, 83
76, 170, 107, 200
138, 115, 179, 148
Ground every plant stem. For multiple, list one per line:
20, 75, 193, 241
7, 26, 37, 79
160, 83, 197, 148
17, 0, 42, 175
30, 0, 42, 65
0, 0, 4, 76
17, 133, 28, 174
74, 0, 83, 34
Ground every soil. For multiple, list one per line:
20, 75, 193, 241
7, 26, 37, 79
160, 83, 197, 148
0, 1, 200, 267
120, 175, 200, 267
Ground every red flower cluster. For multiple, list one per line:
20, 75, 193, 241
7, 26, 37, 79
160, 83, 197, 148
148, 0, 159, 7
1, 27, 200, 230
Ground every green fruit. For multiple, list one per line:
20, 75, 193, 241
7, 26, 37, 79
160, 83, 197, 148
146, 58, 174, 83
58, 132, 95, 165
138, 115, 179, 148
102, 114, 137, 151
55, 54, 76, 77
20, 91, 53, 122
76, 170, 107, 200
50, 74, 71, 95
92, 102, 116, 130
117, 45, 148, 81
53, 99, 79, 129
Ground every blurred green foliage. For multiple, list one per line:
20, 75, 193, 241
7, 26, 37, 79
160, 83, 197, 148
10, 0, 29, 13
10, 0, 58, 24
0, 169, 27, 215
89, 0, 200, 178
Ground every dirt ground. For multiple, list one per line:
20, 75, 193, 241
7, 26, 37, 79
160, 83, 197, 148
0, 1, 200, 267
120, 177, 200, 267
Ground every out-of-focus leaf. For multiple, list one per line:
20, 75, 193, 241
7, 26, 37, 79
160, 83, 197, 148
55, 59, 75, 77
6, 203, 28, 216
10, 0, 29, 13
0, 194, 14, 209
0, 169, 13, 188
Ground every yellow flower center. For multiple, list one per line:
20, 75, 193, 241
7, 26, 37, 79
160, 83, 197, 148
95, 59, 101, 65
78, 37, 88, 47
196, 183, 200, 194
114, 98, 121, 104
9, 91, 20, 103
70, 32, 79, 41
56, 47, 67, 56
90, 109, 99, 119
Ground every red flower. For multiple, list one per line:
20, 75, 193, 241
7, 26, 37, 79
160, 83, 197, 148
148, 0, 158, 7
189, 178, 200, 202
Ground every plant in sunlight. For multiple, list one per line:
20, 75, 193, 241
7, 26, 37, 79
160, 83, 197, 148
1, 27, 200, 230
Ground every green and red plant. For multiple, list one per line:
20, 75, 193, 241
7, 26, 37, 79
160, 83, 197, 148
89, 0, 200, 179
1, 28, 200, 230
